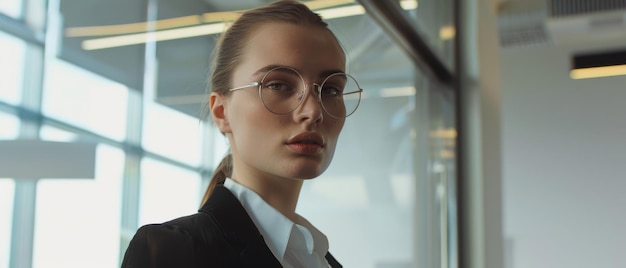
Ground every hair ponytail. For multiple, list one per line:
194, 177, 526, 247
200, 154, 232, 206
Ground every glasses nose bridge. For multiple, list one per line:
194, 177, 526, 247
300, 82, 322, 101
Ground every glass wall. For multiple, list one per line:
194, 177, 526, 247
0, 111, 19, 268
33, 143, 124, 268
0, 0, 459, 267
41, 58, 129, 141
0, 179, 15, 268
0, 31, 25, 105
414, 78, 458, 268
0, 0, 23, 19
406, 0, 457, 70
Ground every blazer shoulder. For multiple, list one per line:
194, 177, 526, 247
122, 186, 282, 267
121, 213, 229, 268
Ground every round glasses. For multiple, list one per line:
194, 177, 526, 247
228, 66, 362, 118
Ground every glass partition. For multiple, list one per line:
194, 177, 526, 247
400, 69, 456, 268
405, 0, 456, 70
1, 0, 459, 266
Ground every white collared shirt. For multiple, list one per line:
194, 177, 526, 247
224, 178, 330, 268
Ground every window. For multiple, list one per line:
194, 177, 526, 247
0, 112, 18, 268
33, 143, 125, 268
0, 31, 25, 105
41, 58, 128, 141
0, 180, 14, 268
138, 157, 202, 225
0, 0, 23, 19
410, 0, 456, 69
142, 102, 203, 167
0, 112, 19, 139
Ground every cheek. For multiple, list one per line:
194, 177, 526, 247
323, 119, 345, 153
229, 102, 279, 144
326, 118, 345, 138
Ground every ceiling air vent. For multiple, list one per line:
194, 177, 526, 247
498, 10, 549, 49
549, 0, 626, 17
546, 0, 626, 46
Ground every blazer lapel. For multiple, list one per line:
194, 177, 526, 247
325, 252, 343, 268
201, 186, 343, 268
200, 186, 282, 267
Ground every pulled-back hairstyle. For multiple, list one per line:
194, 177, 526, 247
201, 0, 340, 205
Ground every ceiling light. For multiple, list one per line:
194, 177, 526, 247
380, 86, 416, 97
68, 1, 355, 38
317, 5, 365, 19
66, 15, 203, 37
570, 50, 626, 79
82, 23, 227, 50
400, 0, 419, 10
439, 25, 455, 40
303, 0, 355, 10
78, 1, 420, 50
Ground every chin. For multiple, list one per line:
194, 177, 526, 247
288, 164, 328, 180
299, 174, 320, 180
283, 155, 333, 180
288, 170, 321, 180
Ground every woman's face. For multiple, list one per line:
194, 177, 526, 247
213, 22, 346, 182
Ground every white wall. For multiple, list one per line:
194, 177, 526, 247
500, 45, 626, 268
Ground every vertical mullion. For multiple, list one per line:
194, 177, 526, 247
118, 0, 156, 263
9, 0, 47, 266
9, 179, 37, 268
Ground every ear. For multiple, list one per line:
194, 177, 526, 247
209, 92, 232, 134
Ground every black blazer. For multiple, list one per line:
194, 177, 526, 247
121, 186, 342, 268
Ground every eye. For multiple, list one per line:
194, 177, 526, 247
320, 84, 343, 97
264, 81, 297, 93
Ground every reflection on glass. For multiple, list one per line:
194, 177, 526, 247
0, 31, 25, 105
298, 95, 417, 267
0, 180, 15, 268
139, 157, 201, 225
423, 80, 457, 268
33, 144, 124, 268
142, 102, 203, 167
409, 0, 456, 69
41, 58, 128, 141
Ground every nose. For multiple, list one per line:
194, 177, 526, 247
294, 83, 323, 123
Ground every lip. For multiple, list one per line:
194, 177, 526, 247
286, 132, 325, 154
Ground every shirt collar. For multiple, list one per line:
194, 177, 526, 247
224, 178, 329, 263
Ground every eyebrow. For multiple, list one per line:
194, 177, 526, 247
252, 64, 345, 79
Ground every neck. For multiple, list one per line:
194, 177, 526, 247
231, 173, 303, 222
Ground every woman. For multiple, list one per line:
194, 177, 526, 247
122, 1, 362, 267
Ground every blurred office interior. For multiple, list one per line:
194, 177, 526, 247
1, 0, 625, 267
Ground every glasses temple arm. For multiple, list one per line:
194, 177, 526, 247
228, 82, 260, 92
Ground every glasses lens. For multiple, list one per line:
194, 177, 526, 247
259, 67, 305, 114
320, 73, 362, 118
